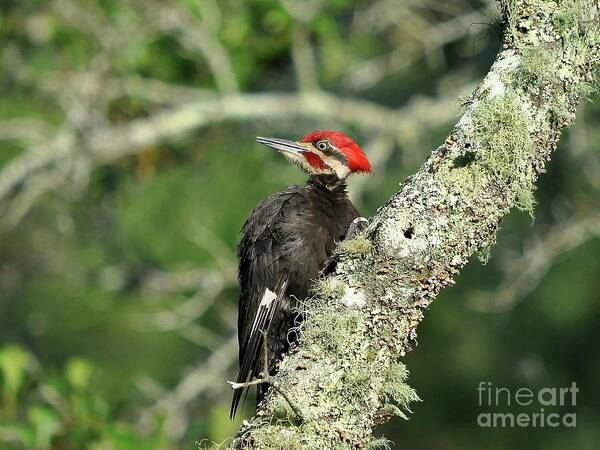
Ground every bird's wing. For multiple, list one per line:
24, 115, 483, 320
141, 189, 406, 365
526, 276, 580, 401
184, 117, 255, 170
230, 186, 306, 418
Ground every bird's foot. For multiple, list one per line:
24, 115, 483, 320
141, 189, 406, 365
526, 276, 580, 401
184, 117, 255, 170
346, 216, 369, 239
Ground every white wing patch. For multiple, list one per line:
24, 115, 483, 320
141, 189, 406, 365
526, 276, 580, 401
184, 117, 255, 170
250, 288, 278, 335
260, 288, 277, 307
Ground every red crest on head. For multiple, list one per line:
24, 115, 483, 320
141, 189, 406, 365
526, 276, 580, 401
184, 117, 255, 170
301, 130, 372, 173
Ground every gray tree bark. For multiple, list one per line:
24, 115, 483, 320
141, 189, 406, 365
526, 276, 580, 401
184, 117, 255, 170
230, 1, 600, 448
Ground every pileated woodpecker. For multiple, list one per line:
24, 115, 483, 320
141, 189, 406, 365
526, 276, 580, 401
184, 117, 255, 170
230, 130, 372, 418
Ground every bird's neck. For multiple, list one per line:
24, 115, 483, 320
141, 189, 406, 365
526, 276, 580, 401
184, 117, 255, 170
306, 174, 347, 192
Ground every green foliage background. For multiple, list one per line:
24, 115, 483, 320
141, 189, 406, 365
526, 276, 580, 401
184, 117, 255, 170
0, 0, 599, 449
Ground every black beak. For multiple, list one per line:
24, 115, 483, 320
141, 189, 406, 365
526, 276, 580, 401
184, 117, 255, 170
256, 136, 308, 155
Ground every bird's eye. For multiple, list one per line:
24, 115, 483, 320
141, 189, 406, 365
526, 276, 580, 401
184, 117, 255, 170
316, 141, 328, 151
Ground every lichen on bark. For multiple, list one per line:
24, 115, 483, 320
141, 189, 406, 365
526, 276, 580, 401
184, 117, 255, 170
228, 1, 599, 448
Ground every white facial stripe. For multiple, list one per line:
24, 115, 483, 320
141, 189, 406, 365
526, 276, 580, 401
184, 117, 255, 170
326, 157, 351, 179
308, 148, 350, 179
283, 146, 351, 179
282, 152, 318, 174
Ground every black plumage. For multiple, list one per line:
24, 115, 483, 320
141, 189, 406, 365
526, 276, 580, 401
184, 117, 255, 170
230, 174, 359, 418
229, 131, 371, 418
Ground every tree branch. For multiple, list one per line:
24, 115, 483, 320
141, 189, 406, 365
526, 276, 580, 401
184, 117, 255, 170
0, 90, 458, 224
230, 1, 599, 448
138, 334, 239, 439
470, 212, 600, 312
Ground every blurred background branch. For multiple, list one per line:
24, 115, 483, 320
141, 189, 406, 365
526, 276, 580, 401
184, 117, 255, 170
0, 90, 460, 229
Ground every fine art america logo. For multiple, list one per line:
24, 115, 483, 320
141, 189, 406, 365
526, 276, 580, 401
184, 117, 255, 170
477, 381, 578, 428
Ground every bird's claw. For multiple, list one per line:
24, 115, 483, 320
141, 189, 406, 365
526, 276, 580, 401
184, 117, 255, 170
346, 216, 369, 239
